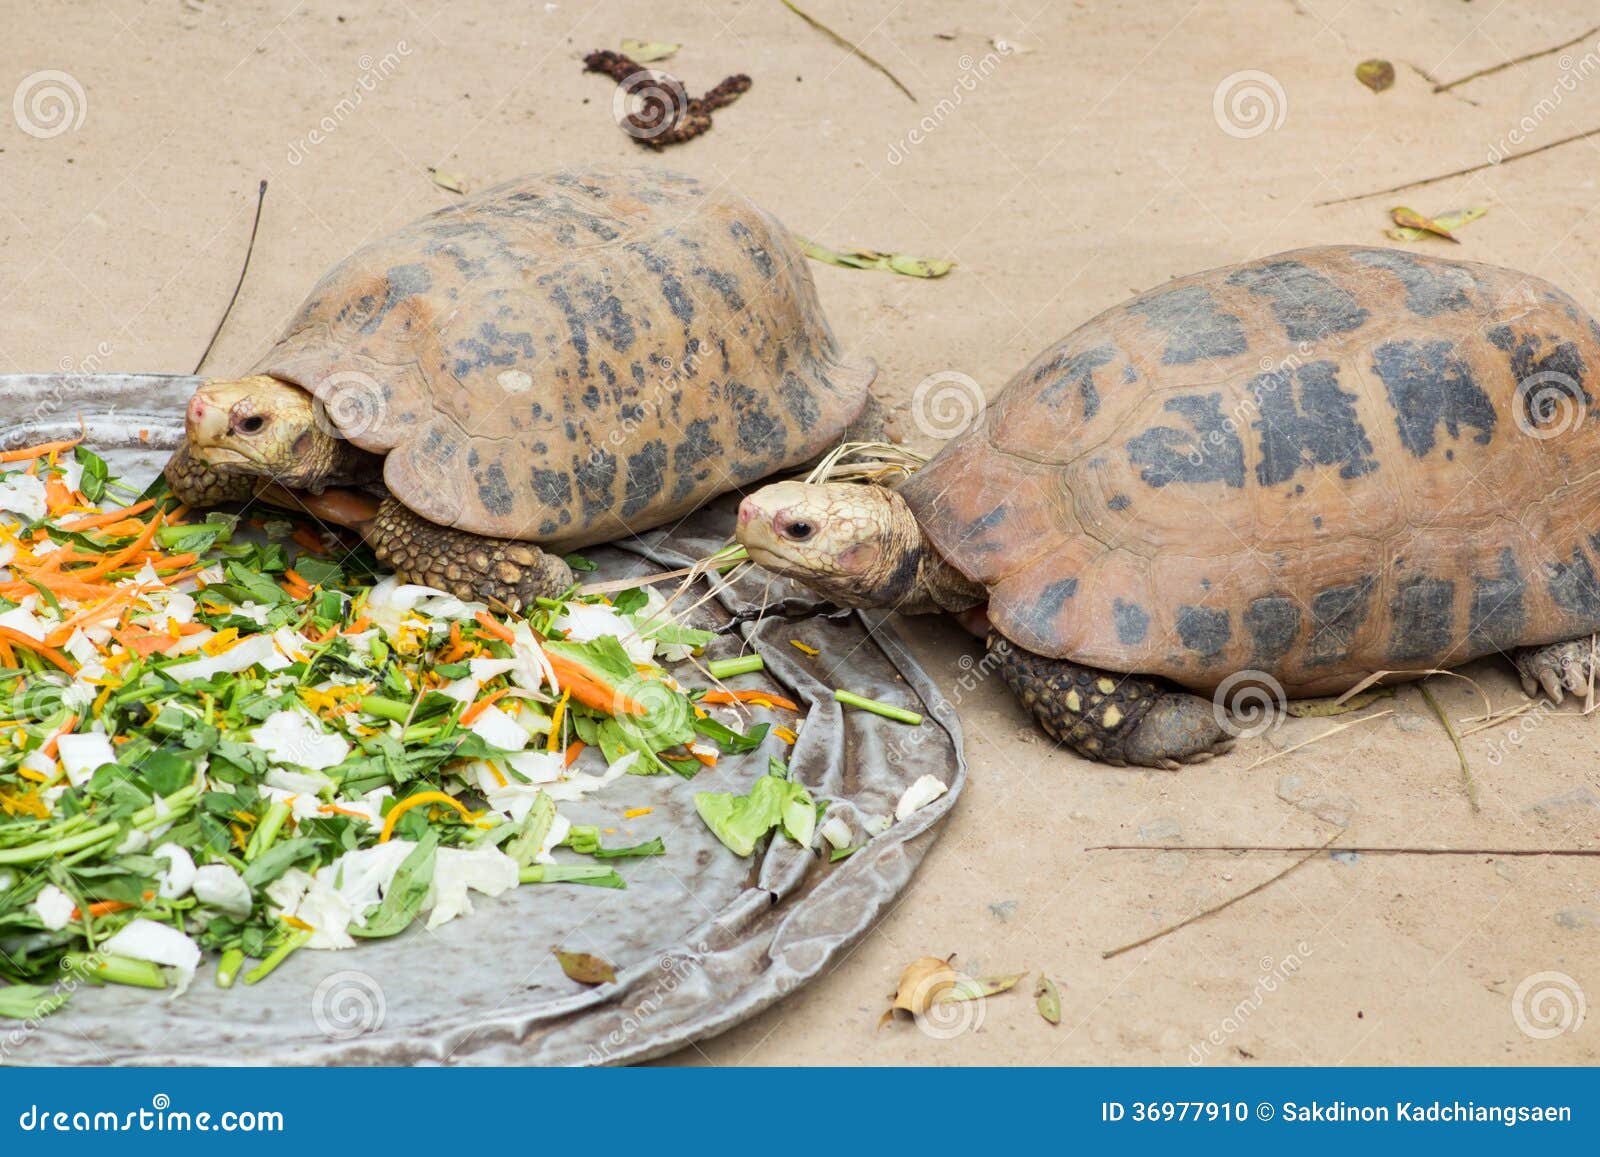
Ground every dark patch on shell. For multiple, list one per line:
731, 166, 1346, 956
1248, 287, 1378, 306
1176, 604, 1230, 657
1388, 575, 1455, 662
1545, 545, 1600, 620
1370, 339, 1496, 457
1244, 596, 1300, 663
1306, 576, 1376, 666
1250, 360, 1376, 486
476, 461, 515, 518
1487, 324, 1593, 433
1467, 548, 1526, 651
1225, 258, 1369, 343
1113, 598, 1149, 645
1034, 343, 1114, 419
621, 440, 668, 520
1126, 393, 1246, 488
1127, 284, 1248, 365
1350, 248, 1473, 317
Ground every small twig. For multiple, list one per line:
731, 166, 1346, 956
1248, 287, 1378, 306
779, 0, 916, 103
1316, 125, 1600, 206
1419, 681, 1478, 813
194, 180, 268, 375
1090, 844, 1600, 857
1243, 709, 1392, 770
1433, 24, 1600, 93
1101, 833, 1339, 959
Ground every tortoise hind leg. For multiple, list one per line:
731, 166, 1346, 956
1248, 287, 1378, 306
1513, 636, 1598, 704
988, 635, 1234, 770
368, 497, 573, 612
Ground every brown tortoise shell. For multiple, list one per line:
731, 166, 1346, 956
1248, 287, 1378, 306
898, 245, 1600, 696
252, 166, 874, 552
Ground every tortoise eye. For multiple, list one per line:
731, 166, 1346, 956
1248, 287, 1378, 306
782, 519, 815, 542
237, 414, 268, 435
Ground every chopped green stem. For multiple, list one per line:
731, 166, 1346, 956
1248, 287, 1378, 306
242, 928, 312, 985
93, 954, 169, 989
245, 800, 291, 862
708, 655, 764, 680
833, 689, 923, 726
359, 694, 413, 722
215, 948, 245, 988
519, 864, 626, 888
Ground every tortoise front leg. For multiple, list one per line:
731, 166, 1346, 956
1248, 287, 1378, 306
987, 635, 1234, 770
163, 440, 262, 506
1513, 636, 1599, 704
367, 497, 573, 612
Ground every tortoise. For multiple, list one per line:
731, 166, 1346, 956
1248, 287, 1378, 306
165, 166, 879, 608
736, 245, 1600, 768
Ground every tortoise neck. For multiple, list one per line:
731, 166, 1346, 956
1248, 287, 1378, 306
862, 490, 984, 615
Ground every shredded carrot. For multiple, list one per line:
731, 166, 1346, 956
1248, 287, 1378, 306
473, 610, 517, 646
689, 747, 718, 767
291, 526, 329, 554
75, 512, 163, 579
623, 806, 652, 819
700, 689, 801, 711
378, 790, 480, 843
773, 726, 799, 745
71, 899, 134, 920
281, 578, 312, 599
0, 627, 77, 674
43, 475, 73, 514
0, 436, 82, 464
460, 687, 512, 725
542, 650, 647, 715
343, 615, 371, 634
60, 499, 156, 532
546, 689, 571, 752
0, 635, 14, 667
318, 802, 371, 820
563, 740, 585, 767
40, 715, 79, 759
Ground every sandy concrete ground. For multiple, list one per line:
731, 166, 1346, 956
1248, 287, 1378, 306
4, 0, 1599, 1065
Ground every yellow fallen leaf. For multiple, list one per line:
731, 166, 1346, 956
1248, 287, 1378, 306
890, 955, 961, 1016
947, 970, 1028, 1002
1389, 206, 1461, 242
553, 949, 616, 985
797, 236, 955, 279
1285, 687, 1395, 717
429, 167, 470, 195
1387, 206, 1487, 243
1036, 975, 1062, 1025
621, 39, 680, 63
1355, 59, 1395, 93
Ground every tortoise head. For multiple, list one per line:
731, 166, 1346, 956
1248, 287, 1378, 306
184, 374, 374, 491
736, 480, 925, 608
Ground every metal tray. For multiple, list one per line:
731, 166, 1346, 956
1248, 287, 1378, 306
0, 374, 965, 1066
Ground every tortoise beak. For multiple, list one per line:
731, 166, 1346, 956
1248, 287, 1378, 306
186, 390, 233, 448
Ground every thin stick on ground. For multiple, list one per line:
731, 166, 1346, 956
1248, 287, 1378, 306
1315, 125, 1600, 205
1419, 680, 1478, 813
1090, 844, 1600, 857
1101, 833, 1340, 960
779, 0, 916, 103
1433, 24, 1600, 93
194, 180, 268, 374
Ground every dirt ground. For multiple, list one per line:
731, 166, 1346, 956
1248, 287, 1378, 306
4, 0, 1599, 1065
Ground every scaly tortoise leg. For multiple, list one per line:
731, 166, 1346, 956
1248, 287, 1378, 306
988, 635, 1235, 770
1513, 636, 1599, 704
367, 497, 573, 612
162, 440, 262, 506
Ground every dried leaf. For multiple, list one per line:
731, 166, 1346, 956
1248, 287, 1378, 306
554, 949, 616, 985
621, 38, 680, 63
946, 970, 1027, 1002
1035, 975, 1062, 1025
429, 167, 470, 195
1389, 206, 1461, 242
1387, 206, 1487, 243
798, 236, 955, 279
1285, 687, 1395, 717
890, 955, 961, 1015
1355, 59, 1395, 93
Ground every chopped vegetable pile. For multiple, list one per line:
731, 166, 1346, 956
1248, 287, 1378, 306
0, 439, 864, 1016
